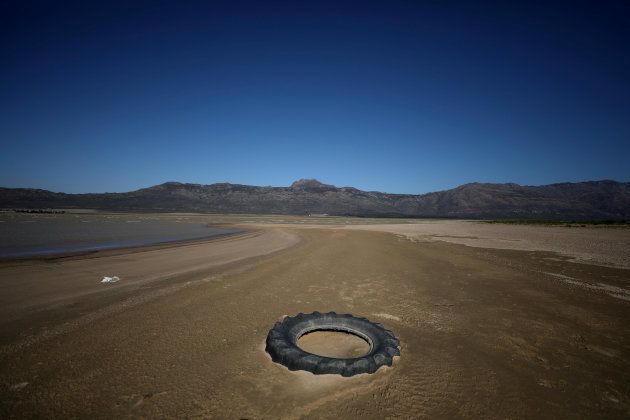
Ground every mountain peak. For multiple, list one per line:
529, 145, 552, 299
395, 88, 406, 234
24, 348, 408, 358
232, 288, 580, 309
290, 179, 336, 191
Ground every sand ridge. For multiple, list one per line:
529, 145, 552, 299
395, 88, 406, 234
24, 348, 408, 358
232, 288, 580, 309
0, 228, 298, 334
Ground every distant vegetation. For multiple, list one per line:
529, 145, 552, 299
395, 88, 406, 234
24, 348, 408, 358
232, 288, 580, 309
482, 219, 630, 227
10, 208, 66, 214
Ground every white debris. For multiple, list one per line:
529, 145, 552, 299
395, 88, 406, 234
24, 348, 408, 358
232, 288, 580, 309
101, 276, 120, 283
11, 382, 29, 391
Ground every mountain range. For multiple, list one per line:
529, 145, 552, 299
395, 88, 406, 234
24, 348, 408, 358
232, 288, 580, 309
1, 179, 629, 220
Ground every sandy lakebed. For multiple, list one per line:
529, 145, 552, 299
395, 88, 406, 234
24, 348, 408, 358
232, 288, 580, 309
1, 217, 629, 418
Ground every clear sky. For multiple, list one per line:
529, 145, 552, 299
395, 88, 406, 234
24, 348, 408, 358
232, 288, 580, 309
1, 1, 629, 194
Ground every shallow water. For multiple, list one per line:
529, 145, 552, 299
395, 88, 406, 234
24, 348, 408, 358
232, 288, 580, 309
0, 212, 241, 258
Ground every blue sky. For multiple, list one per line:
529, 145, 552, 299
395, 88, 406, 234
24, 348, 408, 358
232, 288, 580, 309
1, 0, 629, 194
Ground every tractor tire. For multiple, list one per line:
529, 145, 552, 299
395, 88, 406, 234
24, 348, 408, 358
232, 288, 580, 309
265, 311, 400, 377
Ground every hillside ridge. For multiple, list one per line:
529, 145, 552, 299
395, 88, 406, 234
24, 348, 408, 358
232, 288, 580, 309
1, 179, 629, 220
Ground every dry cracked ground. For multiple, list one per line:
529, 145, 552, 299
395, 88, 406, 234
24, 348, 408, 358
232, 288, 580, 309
1, 223, 629, 418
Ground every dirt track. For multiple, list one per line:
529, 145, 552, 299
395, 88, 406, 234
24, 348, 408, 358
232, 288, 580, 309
1, 227, 629, 418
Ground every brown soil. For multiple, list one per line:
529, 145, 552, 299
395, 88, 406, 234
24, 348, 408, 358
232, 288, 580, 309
1, 226, 629, 418
297, 331, 371, 359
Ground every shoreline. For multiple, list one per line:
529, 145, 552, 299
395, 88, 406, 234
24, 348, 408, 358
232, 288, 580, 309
0, 224, 251, 264
0, 226, 300, 340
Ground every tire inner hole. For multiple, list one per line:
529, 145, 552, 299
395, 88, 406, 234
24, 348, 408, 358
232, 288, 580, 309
297, 330, 371, 359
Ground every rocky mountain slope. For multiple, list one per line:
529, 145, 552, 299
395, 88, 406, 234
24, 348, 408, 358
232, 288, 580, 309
1, 179, 629, 220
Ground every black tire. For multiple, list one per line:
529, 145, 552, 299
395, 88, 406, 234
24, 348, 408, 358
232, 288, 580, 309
265, 311, 400, 377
